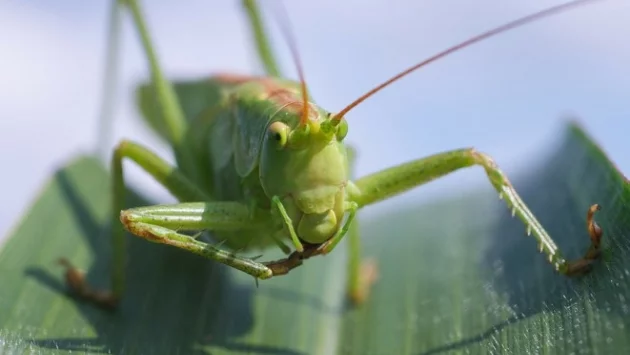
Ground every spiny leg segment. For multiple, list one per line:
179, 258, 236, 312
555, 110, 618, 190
348, 148, 603, 275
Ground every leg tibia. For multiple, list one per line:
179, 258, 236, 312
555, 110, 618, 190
125, 222, 273, 279
352, 148, 603, 276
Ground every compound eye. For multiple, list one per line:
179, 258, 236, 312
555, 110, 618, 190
268, 121, 289, 148
336, 119, 348, 141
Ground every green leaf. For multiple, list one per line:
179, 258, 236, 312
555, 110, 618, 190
0, 122, 628, 354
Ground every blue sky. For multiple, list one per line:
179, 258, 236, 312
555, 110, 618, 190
1, 0, 629, 241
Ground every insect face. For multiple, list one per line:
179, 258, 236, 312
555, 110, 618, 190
259, 108, 350, 244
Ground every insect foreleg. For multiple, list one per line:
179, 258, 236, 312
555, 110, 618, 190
262, 201, 359, 268
349, 148, 604, 276
119, 202, 274, 279
319, 202, 359, 254
271, 196, 304, 252
59, 140, 211, 309
259, 201, 358, 279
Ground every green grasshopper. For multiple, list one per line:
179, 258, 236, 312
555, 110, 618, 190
60, 0, 605, 309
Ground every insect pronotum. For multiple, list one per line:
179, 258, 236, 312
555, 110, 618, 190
59, 0, 605, 309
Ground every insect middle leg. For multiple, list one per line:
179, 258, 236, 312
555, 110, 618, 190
348, 148, 604, 276
344, 146, 379, 304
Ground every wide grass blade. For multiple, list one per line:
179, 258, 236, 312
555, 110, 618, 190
0, 122, 628, 354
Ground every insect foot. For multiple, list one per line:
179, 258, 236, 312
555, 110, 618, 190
264, 251, 306, 276
58, 258, 119, 310
263, 244, 321, 276
564, 204, 604, 277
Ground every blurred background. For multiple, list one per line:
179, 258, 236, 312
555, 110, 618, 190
0, 0, 629, 242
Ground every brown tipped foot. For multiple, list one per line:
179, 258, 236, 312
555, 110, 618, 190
349, 259, 379, 305
565, 204, 604, 277
263, 243, 323, 276
58, 258, 119, 310
264, 251, 305, 276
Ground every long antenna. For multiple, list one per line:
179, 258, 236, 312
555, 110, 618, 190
268, 1, 310, 126
332, 0, 602, 121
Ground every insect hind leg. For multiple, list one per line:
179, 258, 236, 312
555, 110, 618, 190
351, 148, 604, 277
59, 140, 211, 310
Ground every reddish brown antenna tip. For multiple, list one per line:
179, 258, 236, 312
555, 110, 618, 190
332, 0, 602, 121
270, 1, 310, 126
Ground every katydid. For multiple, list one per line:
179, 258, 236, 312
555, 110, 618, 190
60, 0, 605, 310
